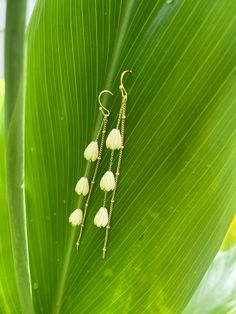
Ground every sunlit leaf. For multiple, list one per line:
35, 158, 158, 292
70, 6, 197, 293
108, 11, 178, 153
221, 216, 236, 252
184, 245, 236, 314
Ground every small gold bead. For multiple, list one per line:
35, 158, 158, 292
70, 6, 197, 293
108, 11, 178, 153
85, 203, 88, 207
102, 247, 106, 251
116, 172, 120, 176
98, 157, 101, 160
102, 130, 106, 133
91, 180, 95, 184
81, 224, 84, 227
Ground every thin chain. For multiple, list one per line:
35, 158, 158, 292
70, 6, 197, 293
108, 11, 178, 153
108, 151, 114, 170
116, 104, 123, 129
102, 93, 127, 258
95, 119, 105, 141
76, 117, 108, 247
102, 192, 108, 207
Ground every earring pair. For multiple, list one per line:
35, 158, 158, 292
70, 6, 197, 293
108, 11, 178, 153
69, 70, 132, 258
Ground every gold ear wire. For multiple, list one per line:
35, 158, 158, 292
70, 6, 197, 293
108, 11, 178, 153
98, 90, 113, 117
119, 70, 132, 98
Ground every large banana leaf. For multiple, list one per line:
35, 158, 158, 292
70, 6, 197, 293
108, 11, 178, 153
2, 0, 236, 313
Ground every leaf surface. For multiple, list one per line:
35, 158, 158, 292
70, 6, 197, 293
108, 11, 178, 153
24, 0, 236, 313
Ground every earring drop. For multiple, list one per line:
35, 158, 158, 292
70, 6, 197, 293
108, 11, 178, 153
94, 70, 132, 258
69, 90, 113, 248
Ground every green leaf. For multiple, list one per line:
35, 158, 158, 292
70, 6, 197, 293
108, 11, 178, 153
0, 82, 21, 313
184, 245, 236, 314
24, 0, 236, 312
4, 0, 34, 312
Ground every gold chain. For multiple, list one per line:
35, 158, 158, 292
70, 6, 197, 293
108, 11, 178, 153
76, 116, 108, 247
102, 92, 127, 258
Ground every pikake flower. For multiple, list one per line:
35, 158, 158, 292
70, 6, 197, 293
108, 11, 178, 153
100, 171, 115, 192
75, 177, 89, 196
94, 207, 109, 227
84, 141, 99, 162
106, 128, 122, 150
69, 209, 83, 226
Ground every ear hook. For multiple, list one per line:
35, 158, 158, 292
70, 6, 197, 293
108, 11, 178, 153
98, 90, 113, 117
119, 70, 132, 97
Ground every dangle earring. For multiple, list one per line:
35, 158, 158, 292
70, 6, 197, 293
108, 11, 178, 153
94, 70, 132, 258
69, 90, 113, 249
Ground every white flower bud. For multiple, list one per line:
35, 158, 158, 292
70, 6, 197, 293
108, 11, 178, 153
69, 209, 83, 226
94, 207, 108, 227
75, 177, 89, 196
106, 128, 122, 150
100, 171, 115, 192
84, 141, 99, 162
